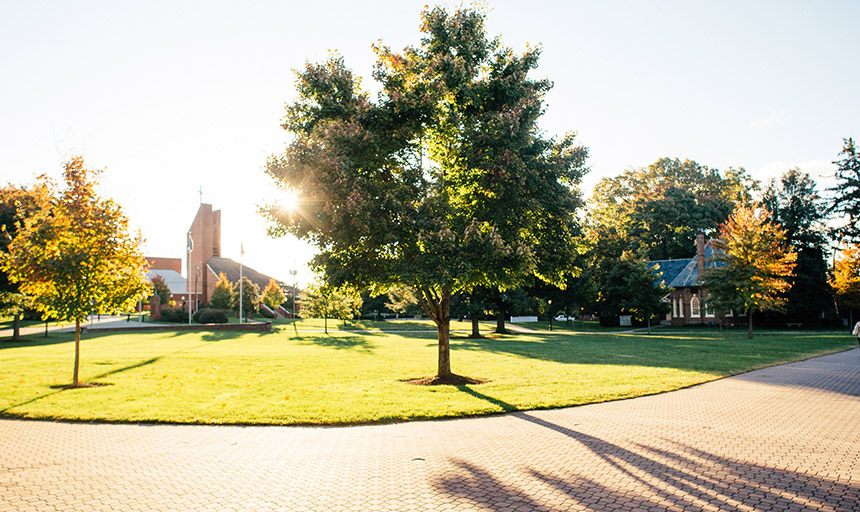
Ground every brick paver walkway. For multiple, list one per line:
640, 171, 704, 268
2, 349, 858, 511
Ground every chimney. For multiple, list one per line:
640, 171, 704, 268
696, 229, 705, 279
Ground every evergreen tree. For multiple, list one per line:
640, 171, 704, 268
828, 138, 860, 243
761, 168, 830, 325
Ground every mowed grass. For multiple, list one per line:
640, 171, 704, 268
0, 320, 853, 425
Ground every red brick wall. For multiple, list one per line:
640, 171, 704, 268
188, 204, 222, 305
146, 257, 182, 273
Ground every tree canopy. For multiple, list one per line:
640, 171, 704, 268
1, 157, 149, 386
700, 205, 797, 338
232, 276, 260, 319
830, 244, 860, 313
0, 183, 49, 340
587, 158, 758, 263
262, 6, 588, 381
828, 137, 860, 244
761, 168, 831, 324
262, 278, 286, 310
210, 272, 234, 309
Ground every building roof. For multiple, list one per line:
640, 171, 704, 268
649, 242, 723, 289
206, 257, 284, 293
648, 259, 690, 287
146, 269, 187, 295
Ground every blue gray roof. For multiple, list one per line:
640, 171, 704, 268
650, 243, 723, 289
648, 259, 690, 287
146, 269, 187, 295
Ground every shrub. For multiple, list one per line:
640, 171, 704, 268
599, 314, 620, 327
159, 307, 188, 323
193, 308, 228, 324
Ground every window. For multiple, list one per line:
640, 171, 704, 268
691, 297, 700, 316
705, 302, 715, 318
673, 297, 680, 318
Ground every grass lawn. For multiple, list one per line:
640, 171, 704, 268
0, 321, 853, 425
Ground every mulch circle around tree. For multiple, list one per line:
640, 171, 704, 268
404, 374, 487, 386
51, 382, 114, 390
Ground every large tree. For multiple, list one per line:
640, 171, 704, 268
587, 158, 758, 263
828, 137, 860, 244
761, 168, 831, 324
262, 6, 588, 383
1, 157, 149, 386
700, 205, 797, 339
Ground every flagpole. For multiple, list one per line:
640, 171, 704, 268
187, 232, 194, 325
239, 243, 244, 324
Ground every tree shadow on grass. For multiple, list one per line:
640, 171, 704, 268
451, 331, 855, 380
0, 332, 77, 348
0, 356, 163, 415
435, 409, 860, 511
298, 334, 375, 352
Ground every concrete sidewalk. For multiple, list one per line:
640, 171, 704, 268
1, 350, 858, 511
0, 315, 164, 339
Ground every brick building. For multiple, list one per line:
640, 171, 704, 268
649, 230, 738, 326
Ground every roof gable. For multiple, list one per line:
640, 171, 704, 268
206, 257, 283, 293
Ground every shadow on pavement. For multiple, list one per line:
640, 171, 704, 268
436, 412, 860, 511
730, 349, 860, 397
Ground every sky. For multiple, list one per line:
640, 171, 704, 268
2, 0, 858, 287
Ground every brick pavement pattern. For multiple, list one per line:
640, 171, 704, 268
2, 349, 859, 511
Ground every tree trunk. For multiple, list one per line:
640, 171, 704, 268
73, 320, 81, 387
495, 309, 508, 334
647, 316, 652, 335
11, 313, 21, 341
417, 285, 453, 378
470, 315, 481, 338
747, 308, 754, 339
436, 288, 452, 377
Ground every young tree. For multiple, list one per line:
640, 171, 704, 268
830, 245, 860, 320
828, 138, 860, 244
0, 183, 49, 341
301, 281, 362, 332
210, 272, 235, 309
385, 287, 419, 319
262, 278, 286, 311
262, 6, 588, 383
1, 157, 149, 386
232, 276, 260, 319
700, 205, 797, 339
149, 274, 171, 307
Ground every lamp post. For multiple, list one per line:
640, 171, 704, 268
548, 299, 553, 331
289, 269, 298, 319
187, 231, 193, 325
195, 265, 199, 314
